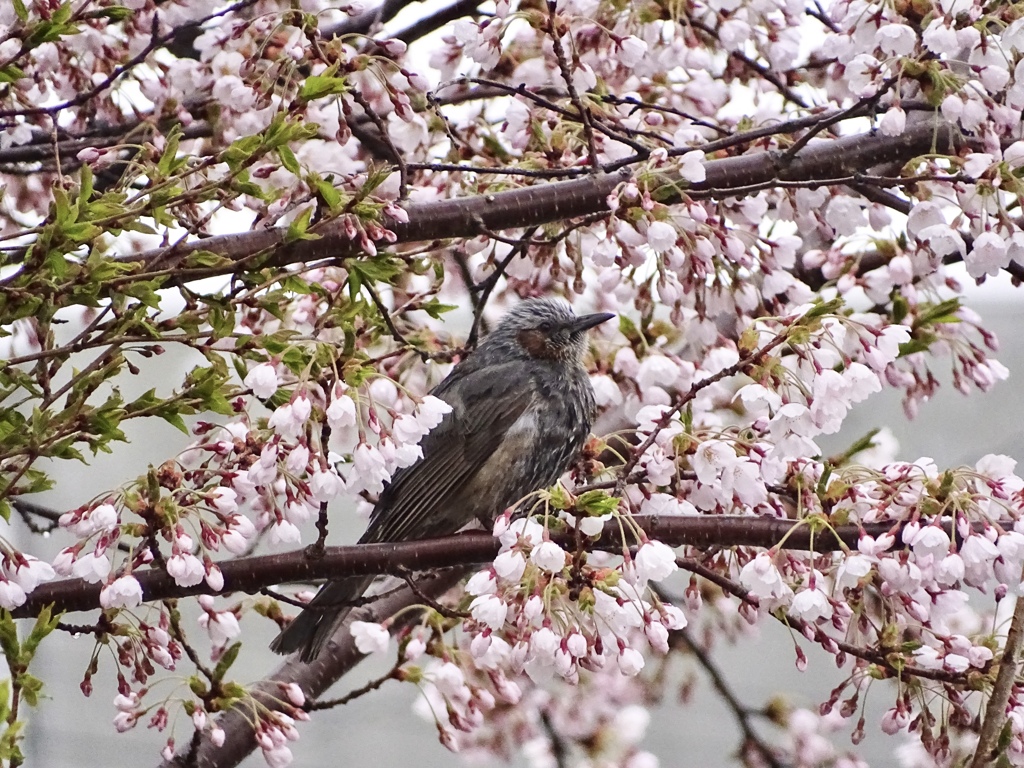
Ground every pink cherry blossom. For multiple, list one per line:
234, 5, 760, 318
350, 621, 390, 655
416, 395, 453, 429
634, 541, 678, 584
530, 541, 567, 573
100, 575, 144, 609
326, 387, 357, 429
244, 363, 279, 399
166, 553, 205, 588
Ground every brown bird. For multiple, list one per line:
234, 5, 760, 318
271, 298, 614, 661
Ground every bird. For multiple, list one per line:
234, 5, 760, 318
270, 298, 615, 661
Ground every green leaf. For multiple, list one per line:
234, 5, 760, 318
18, 674, 43, 707
285, 207, 317, 243
207, 300, 235, 339
52, 2, 72, 24
156, 128, 183, 177
299, 74, 349, 102
183, 249, 234, 269
52, 187, 73, 226
915, 298, 961, 328
258, 330, 301, 356
0, 65, 25, 84
85, 6, 134, 21
833, 428, 881, 465
0, 612, 18, 661
25, 14, 80, 46
78, 163, 93, 202
278, 145, 300, 176
12, 0, 27, 22
575, 490, 619, 517
419, 299, 458, 319
891, 292, 908, 324
213, 642, 242, 681
280, 274, 313, 295
798, 298, 844, 322
222, 134, 264, 173
546, 484, 572, 510
309, 173, 342, 212
617, 314, 641, 343
349, 257, 402, 284
160, 411, 189, 434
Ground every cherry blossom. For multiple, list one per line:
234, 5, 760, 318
244, 364, 279, 399
350, 621, 390, 655
100, 575, 144, 610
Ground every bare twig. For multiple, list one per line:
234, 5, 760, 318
546, 0, 600, 170
781, 76, 899, 162
364, 280, 412, 349
396, 566, 469, 620
467, 227, 538, 348
675, 627, 785, 768
303, 663, 400, 710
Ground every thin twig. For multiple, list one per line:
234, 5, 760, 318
166, 600, 216, 681
396, 567, 468, 620
540, 711, 572, 768
348, 88, 409, 199
807, 0, 841, 33
546, 0, 600, 170
364, 280, 412, 349
781, 76, 899, 162
467, 227, 538, 348
675, 627, 785, 768
10, 498, 61, 534
687, 19, 808, 108
304, 664, 400, 710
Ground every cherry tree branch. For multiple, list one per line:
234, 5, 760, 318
107, 118, 963, 288
160, 570, 467, 768
676, 557, 970, 686
968, 595, 1024, 768
0, 1, 261, 121
15, 514, 976, 618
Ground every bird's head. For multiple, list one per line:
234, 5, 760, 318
489, 298, 615, 364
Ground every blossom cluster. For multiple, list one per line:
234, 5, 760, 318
6, 0, 1024, 765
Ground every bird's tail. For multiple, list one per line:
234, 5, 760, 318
270, 575, 375, 663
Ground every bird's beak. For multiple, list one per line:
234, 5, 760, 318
569, 312, 616, 334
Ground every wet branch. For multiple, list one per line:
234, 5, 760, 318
15, 513, 988, 618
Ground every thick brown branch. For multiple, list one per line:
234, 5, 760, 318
110, 118, 962, 287
968, 594, 1024, 768
17, 514, 956, 618
161, 570, 466, 768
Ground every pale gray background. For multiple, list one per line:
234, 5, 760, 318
18, 299, 1024, 767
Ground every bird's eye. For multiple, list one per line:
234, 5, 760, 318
537, 320, 554, 333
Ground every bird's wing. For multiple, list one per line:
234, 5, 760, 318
360, 360, 536, 543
